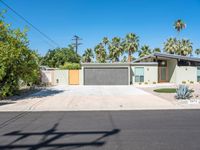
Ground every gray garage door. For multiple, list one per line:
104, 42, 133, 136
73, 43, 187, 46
84, 67, 129, 85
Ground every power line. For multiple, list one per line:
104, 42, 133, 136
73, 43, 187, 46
72, 35, 82, 54
0, 0, 60, 48
0, 5, 56, 49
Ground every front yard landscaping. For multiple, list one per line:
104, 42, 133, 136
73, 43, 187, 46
141, 84, 200, 105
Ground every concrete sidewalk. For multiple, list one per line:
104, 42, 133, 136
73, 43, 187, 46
0, 85, 196, 111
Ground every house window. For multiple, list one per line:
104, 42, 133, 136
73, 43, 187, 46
197, 67, 200, 82
135, 67, 144, 82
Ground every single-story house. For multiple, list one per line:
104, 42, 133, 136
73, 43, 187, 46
132, 53, 200, 84
41, 53, 200, 86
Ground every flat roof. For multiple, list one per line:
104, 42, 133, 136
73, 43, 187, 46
81, 63, 131, 66
133, 52, 200, 63
81, 62, 158, 67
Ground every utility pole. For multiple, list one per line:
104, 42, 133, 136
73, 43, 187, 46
72, 35, 82, 54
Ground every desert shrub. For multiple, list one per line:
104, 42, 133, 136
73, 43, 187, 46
190, 81, 194, 84
182, 81, 186, 84
175, 85, 193, 100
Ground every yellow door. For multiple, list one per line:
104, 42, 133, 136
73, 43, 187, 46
69, 70, 79, 85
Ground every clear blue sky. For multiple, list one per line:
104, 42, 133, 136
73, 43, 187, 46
0, 0, 200, 56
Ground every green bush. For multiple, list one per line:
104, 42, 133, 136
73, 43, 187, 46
60, 63, 81, 70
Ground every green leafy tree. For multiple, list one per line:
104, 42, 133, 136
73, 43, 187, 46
82, 48, 94, 63
41, 46, 80, 68
195, 49, 200, 57
94, 43, 107, 63
138, 45, 152, 58
122, 33, 139, 62
0, 13, 40, 98
108, 37, 123, 62
153, 48, 161, 53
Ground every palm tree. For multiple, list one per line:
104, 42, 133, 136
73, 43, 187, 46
123, 33, 139, 62
164, 38, 178, 54
174, 19, 186, 34
121, 56, 127, 63
82, 48, 94, 63
153, 48, 161, 53
102, 37, 109, 47
195, 49, 200, 57
108, 37, 123, 62
177, 39, 193, 56
138, 45, 152, 58
94, 43, 107, 63
164, 38, 193, 56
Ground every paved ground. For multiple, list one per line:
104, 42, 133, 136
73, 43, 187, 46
0, 110, 200, 150
0, 86, 181, 111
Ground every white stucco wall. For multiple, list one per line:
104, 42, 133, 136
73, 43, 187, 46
131, 65, 158, 84
54, 70, 68, 85
79, 69, 83, 85
175, 66, 197, 84
41, 71, 53, 84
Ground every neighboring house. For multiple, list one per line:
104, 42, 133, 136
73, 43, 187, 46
40, 53, 200, 86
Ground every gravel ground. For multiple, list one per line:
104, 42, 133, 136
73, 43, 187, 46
139, 83, 200, 106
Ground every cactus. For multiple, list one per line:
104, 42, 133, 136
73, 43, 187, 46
175, 85, 193, 100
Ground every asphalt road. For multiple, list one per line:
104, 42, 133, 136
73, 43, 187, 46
0, 110, 200, 150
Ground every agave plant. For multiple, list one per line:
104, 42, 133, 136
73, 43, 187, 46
175, 85, 193, 100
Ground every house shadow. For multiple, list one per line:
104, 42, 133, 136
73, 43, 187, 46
0, 123, 120, 150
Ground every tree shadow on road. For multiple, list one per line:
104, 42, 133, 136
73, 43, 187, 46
0, 123, 120, 150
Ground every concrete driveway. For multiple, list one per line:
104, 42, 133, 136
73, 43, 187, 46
0, 86, 182, 111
